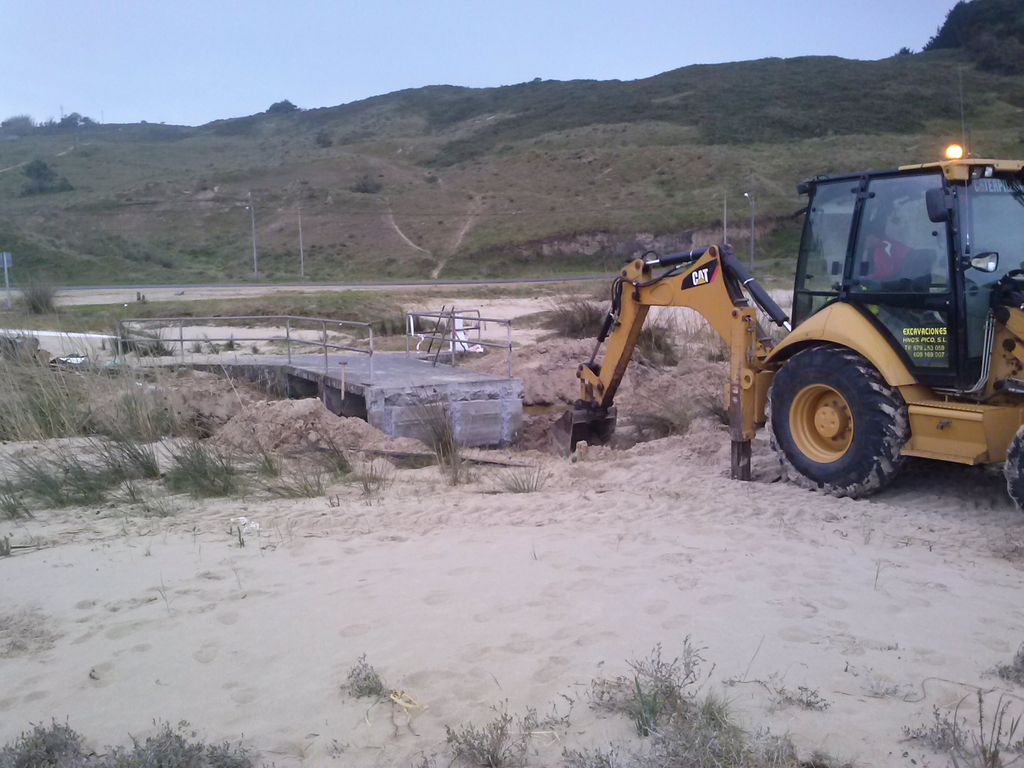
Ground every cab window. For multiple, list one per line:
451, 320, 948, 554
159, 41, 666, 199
793, 180, 856, 324
850, 174, 949, 294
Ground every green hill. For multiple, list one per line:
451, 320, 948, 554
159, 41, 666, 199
1, 6, 1022, 286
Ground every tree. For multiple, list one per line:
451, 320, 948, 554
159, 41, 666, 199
267, 99, 299, 114
895, 46, 914, 56
21, 159, 73, 196
1, 115, 34, 133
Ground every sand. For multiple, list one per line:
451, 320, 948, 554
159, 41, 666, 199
2, 296, 1024, 767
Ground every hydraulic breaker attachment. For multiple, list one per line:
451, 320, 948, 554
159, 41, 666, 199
552, 406, 618, 456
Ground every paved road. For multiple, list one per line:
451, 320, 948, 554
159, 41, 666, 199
47, 275, 613, 306
56, 275, 609, 293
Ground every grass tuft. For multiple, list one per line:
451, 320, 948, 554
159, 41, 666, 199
499, 465, 550, 494
636, 318, 678, 367
354, 459, 394, 500
265, 464, 328, 498
94, 438, 161, 481
0, 481, 28, 519
165, 441, 240, 498
543, 298, 606, 339
417, 401, 467, 486
13, 450, 118, 507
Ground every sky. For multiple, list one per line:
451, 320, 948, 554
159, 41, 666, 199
2, 0, 953, 127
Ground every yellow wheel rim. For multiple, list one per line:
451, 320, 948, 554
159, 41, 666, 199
789, 384, 854, 464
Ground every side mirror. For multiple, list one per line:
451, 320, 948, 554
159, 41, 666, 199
969, 252, 999, 273
926, 187, 950, 223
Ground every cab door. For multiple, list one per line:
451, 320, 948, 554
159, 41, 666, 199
844, 171, 957, 389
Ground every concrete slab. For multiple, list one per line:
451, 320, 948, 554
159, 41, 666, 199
188, 352, 523, 448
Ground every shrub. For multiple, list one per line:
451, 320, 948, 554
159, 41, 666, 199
20, 159, 73, 196
903, 692, 1024, 768
100, 721, 253, 767
350, 174, 382, 194
0, 720, 88, 767
314, 128, 333, 148
446, 708, 527, 768
346, 654, 386, 698
22, 279, 57, 314
996, 642, 1024, 686
267, 99, 299, 114
0, 720, 255, 768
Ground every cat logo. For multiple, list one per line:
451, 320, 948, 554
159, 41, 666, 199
681, 259, 719, 290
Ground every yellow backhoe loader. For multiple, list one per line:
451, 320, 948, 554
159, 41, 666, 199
558, 148, 1024, 509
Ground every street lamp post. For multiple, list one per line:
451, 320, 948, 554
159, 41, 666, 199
247, 191, 259, 279
298, 204, 305, 279
723, 192, 728, 245
743, 191, 756, 269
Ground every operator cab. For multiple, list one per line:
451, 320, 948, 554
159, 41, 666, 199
793, 152, 1024, 394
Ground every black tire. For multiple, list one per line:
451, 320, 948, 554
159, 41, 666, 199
768, 345, 909, 498
1003, 426, 1024, 511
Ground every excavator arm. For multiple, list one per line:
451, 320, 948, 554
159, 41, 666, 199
556, 244, 790, 479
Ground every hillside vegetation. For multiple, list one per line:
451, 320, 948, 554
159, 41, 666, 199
1, 9, 1022, 286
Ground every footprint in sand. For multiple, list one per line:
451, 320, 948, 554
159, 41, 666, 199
71, 630, 97, 646
75, 599, 97, 610
820, 596, 849, 610
339, 623, 371, 638
0, 697, 16, 712
193, 642, 219, 664
532, 655, 570, 684
423, 591, 450, 606
217, 611, 240, 626
777, 626, 816, 643
230, 687, 259, 705
447, 566, 485, 577
659, 615, 693, 632
105, 620, 149, 640
643, 600, 669, 615
500, 636, 535, 654
698, 593, 736, 606
767, 597, 819, 619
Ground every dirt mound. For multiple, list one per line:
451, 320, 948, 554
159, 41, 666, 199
214, 398, 424, 455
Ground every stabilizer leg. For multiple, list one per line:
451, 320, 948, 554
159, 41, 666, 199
731, 440, 752, 481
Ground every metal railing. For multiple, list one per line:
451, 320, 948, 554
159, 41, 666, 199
405, 308, 513, 377
115, 315, 375, 382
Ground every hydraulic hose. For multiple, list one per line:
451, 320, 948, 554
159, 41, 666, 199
719, 246, 791, 329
